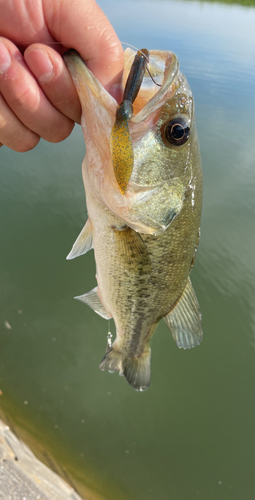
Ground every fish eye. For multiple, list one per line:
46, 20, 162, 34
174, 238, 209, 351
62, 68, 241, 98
161, 116, 190, 146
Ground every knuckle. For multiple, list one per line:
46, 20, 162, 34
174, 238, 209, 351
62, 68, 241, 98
50, 93, 81, 124
8, 130, 40, 152
99, 30, 123, 63
0, 92, 40, 152
55, 92, 76, 110
8, 86, 40, 112
44, 118, 74, 143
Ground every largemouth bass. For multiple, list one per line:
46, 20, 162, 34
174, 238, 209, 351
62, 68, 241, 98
64, 48, 203, 391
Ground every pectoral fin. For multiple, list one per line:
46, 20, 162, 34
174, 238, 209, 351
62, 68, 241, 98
164, 278, 202, 349
75, 287, 111, 320
66, 218, 93, 260
112, 226, 151, 273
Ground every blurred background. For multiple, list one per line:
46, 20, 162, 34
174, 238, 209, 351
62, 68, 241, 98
0, 0, 254, 499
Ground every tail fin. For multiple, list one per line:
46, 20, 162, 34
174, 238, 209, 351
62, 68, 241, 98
99, 347, 151, 392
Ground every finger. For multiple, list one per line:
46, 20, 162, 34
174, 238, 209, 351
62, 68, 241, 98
0, 0, 56, 48
44, 0, 124, 97
0, 93, 40, 152
24, 44, 82, 124
0, 38, 74, 143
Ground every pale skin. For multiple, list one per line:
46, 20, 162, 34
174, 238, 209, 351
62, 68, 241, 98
0, 0, 124, 151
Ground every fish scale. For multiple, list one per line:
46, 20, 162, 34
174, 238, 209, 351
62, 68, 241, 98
64, 48, 203, 391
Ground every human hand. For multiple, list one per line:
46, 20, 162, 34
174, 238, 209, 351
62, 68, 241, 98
0, 0, 124, 151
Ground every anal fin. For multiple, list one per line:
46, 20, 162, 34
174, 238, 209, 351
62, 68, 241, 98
100, 348, 124, 374
75, 287, 111, 320
66, 218, 93, 260
100, 346, 151, 391
164, 278, 203, 349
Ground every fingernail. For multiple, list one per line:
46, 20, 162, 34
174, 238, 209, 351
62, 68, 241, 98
25, 48, 54, 83
0, 42, 11, 74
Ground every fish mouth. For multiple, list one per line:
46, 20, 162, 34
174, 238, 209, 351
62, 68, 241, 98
63, 48, 179, 126
123, 49, 179, 124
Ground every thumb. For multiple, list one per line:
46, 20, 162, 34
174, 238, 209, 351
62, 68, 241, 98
44, 0, 124, 95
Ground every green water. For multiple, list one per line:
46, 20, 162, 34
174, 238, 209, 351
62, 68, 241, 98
0, 1, 254, 499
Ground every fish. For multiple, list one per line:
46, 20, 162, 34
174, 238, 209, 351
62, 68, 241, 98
64, 48, 203, 391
